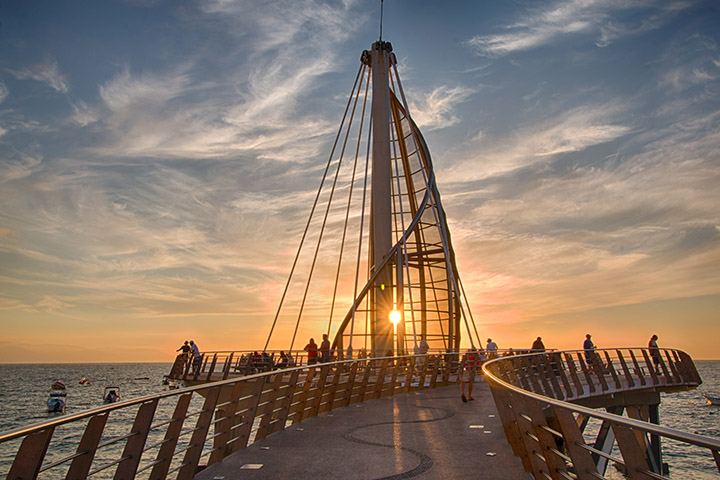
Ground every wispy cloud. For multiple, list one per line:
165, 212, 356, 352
81, 1, 364, 162
0, 81, 8, 104
408, 85, 477, 130
445, 103, 632, 180
8, 58, 70, 93
465, 0, 695, 57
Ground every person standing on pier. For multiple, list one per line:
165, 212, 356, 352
189, 340, 201, 375
177, 340, 191, 364
320, 334, 331, 363
486, 338, 498, 359
649, 334, 661, 374
304, 338, 318, 364
460, 347, 478, 402
583, 334, 596, 371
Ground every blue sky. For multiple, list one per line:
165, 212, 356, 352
1, 0, 719, 362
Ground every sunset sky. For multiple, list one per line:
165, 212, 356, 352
1, 0, 718, 362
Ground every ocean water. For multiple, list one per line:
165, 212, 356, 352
0, 361, 718, 478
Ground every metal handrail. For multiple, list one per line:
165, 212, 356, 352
0, 353, 459, 479
482, 348, 719, 478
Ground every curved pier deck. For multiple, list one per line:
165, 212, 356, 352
1, 348, 717, 479
195, 382, 529, 480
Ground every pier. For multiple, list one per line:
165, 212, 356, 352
2, 36, 719, 480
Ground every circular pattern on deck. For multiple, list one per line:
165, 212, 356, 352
343, 404, 454, 479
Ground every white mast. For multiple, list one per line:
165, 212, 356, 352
370, 40, 394, 356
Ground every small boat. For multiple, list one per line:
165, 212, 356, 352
47, 381, 67, 413
103, 386, 121, 404
702, 393, 720, 406
134, 377, 151, 380
79, 376, 90, 385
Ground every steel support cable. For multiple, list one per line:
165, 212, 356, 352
348, 103, 373, 354
391, 63, 474, 350
263, 63, 365, 353
288, 82, 363, 353
457, 276, 482, 347
327, 67, 371, 339
388, 108, 419, 351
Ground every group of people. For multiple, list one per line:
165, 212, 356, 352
176, 340, 202, 375
583, 333, 663, 374
303, 334, 332, 364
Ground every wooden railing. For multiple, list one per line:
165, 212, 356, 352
483, 347, 720, 479
0, 354, 464, 480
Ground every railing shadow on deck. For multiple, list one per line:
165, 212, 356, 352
0, 353, 466, 480
483, 347, 720, 479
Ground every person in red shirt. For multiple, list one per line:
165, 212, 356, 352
304, 338, 318, 365
460, 347, 479, 402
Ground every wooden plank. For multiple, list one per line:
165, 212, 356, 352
616, 350, 635, 388
661, 351, 678, 383
177, 387, 220, 480
641, 350, 659, 386
429, 356, 439, 389
551, 353, 573, 400
529, 355, 553, 397
592, 354, 609, 392
205, 353, 218, 382
486, 379, 533, 474
505, 389, 553, 477
271, 370, 299, 435
114, 398, 159, 480
522, 397, 570, 479
255, 373, 285, 441
628, 350, 647, 386
611, 423, 655, 480
222, 352, 234, 380
576, 353, 596, 394
7, 427, 54, 480
553, 408, 600, 480
402, 357, 415, 394
604, 351, 622, 389
150, 393, 192, 478
521, 356, 543, 394
544, 354, 566, 400
343, 362, 358, 406
232, 379, 265, 450
563, 354, 585, 397
208, 382, 245, 466
65, 413, 109, 480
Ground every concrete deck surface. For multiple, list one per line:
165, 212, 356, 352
195, 380, 531, 479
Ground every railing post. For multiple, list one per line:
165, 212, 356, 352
65, 412, 109, 480
6, 427, 54, 480
611, 422, 655, 480
271, 369, 300, 435
628, 350, 647, 386
563, 353, 585, 397
205, 353, 218, 382
616, 350, 635, 388
177, 386, 220, 480
150, 392, 192, 479
553, 407, 601, 479
255, 373, 285, 442
222, 352, 234, 380
641, 350, 660, 385
114, 398, 158, 480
